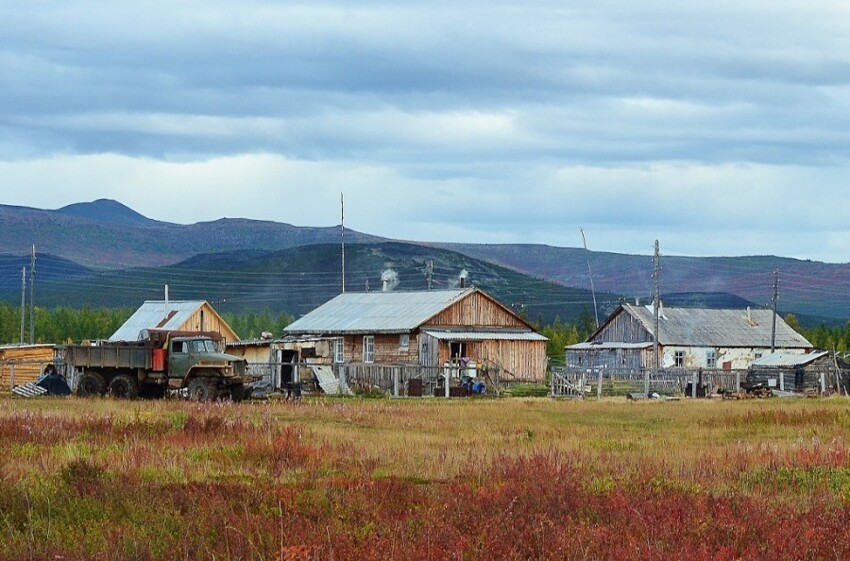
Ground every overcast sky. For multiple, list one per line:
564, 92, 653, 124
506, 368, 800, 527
2, 1, 849, 262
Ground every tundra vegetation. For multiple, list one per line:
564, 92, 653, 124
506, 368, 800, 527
2, 396, 850, 560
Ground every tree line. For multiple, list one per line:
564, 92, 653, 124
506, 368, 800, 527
0, 303, 847, 362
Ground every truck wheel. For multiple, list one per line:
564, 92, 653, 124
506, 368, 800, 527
229, 383, 247, 403
76, 372, 106, 397
108, 374, 139, 399
187, 378, 218, 402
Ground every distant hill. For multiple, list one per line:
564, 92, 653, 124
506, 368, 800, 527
56, 199, 161, 226
0, 200, 383, 268
17, 242, 626, 326
440, 244, 850, 325
2, 199, 849, 324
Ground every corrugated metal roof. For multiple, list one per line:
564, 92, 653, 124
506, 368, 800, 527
621, 304, 813, 349
284, 289, 475, 334
567, 342, 654, 351
110, 300, 207, 342
424, 330, 548, 342
752, 351, 829, 367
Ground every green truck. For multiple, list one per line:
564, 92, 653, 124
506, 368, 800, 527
63, 330, 252, 402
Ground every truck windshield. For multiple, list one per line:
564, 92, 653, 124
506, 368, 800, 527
189, 339, 217, 353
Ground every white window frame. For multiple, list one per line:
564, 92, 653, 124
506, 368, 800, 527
334, 338, 345, 364
674, 350, 685, 368
363, 336, 375, 364
706, 350, 717, 369
399, 334, 410, 351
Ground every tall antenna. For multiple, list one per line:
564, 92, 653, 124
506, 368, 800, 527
29, 245, 36, 344
771, 270, 779, 353
341, 192, 346, 294
20, 267, 26, 344
580, 228, 600, 329
649, 240, 661, 396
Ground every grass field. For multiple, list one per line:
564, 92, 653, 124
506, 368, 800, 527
3, 395, 850, 560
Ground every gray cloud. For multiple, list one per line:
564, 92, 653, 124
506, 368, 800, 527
1, 1, 850, 261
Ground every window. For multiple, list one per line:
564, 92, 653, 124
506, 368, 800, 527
674, 350, 685, 368
363, 336, 375, 364
399, 334, 410, 350
706, 350, 717, 369
334, 339, 345, 364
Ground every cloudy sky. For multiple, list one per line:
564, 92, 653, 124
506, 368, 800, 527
2, 1, 849, 262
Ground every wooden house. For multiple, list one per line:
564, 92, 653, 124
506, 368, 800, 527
748, 351, 850, 394
284, 288, 548, 382
0, 344, 56, 390
566, 303, 813, 371
110, 300, 240, 343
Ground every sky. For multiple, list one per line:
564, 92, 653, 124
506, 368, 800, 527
1, 1, 850, 262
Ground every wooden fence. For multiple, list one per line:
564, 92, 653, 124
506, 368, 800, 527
551, 367, 747, 399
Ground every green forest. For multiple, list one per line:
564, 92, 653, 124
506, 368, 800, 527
0, 303, 847, 365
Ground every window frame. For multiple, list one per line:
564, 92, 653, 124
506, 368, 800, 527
363, 336, 375, 364
674, 350, 686, 368
706, 350, 717, 369
334, 338, 345, 364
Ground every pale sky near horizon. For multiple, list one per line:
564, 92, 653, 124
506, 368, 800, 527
2, 1, 850, 262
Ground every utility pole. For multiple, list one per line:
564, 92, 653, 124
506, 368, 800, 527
426, 261, 434, 290
20, 267, 26, 344
29, 245, 36, 344
340, 193, 346, 294
649, 240, 661, 396
771, 270, 779, 353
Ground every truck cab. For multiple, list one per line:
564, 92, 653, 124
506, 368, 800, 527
166, 336, 250, 401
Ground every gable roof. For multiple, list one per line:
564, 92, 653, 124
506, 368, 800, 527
110, 300, 220, 342
751, 351, 829, 368
598, 304, 813, 349
285, 288, 529, 335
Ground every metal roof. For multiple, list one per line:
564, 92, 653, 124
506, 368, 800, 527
424, 330, 548, 342
751, 351, 829, 368
284, 289, 476, 334
619, 304, 813, 349
109, 300, 207, 342
567, 342, 654, 351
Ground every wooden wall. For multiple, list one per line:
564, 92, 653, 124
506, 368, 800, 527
425, 292, 528, 329
0, 346, 56, 389
340, 334, 419, 364
595, 308, 652, 344
179, 304, 240, 343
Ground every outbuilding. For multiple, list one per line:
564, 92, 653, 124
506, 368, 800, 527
110, 300, 240, 343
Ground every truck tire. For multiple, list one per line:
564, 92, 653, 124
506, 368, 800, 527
229, 383, 247, 403
76, 371, 106, 397
187, 378, 218, 402
108, 374, 139, 399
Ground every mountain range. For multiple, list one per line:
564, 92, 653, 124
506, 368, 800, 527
0, 199, 846, 326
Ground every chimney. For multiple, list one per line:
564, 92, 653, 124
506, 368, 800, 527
459, 269, 469, 289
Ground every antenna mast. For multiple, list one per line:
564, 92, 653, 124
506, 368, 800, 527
580, 228, 600, 329
649, 240, 661, 396
341, 193, 346, 294
771, 270, 779, 353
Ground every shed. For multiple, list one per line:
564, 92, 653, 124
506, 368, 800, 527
285, 287, 548, 382
0, 344, 56, 390
566, 304, 813, 371
110, 300, 240, 343
748, 351, 849, 394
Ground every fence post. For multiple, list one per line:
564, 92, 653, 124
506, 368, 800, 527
339, 365, 347, 394
821, 372, 826, 396
580, 372, 586, 400
393, 368, 400, 398
736, 371, 741, 392
596, 368, 603, 399
691, 371, 698, 398
780, 372, 785, 392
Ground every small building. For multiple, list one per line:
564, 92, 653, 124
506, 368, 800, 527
566, 304, 813, 371
0, 344, 56, 390
284, 287, 548, 382
226, 336, 336, 390
110, 300, 240, 343
748, 351, 850, 394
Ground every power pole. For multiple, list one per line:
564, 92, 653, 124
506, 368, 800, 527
29, 245, 36, 344
340, 193, 346, 294
771, 270, 779, 353
20, 267, 26, 344
426, 261, 434, 290
649, 240, 661, 396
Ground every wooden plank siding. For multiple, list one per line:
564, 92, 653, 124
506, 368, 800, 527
180, 305, 240, 343
424, 291, 529, 329
340, 334, 419, 364
0, 346, 56, 389
595, 309, 652, 344
433, 339, 548, 382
